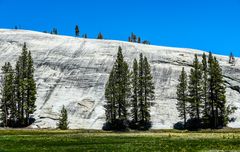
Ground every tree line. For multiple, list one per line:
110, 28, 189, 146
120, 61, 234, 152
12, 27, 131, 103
76, 26, 150, 44
104, 46, 155, 130
128, 32, 150, 45
176, 52, 236, 130
0, 43, 37, 127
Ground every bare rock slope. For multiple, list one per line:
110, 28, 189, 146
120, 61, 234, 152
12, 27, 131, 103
0, 29, 239, 129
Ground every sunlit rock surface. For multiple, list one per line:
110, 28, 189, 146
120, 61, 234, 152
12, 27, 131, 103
0, 29, 239, 129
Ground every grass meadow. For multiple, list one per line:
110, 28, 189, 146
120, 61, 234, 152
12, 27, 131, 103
0, 129, 240, 151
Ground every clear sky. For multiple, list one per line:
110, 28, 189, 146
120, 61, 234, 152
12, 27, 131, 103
0, 0, 240, 56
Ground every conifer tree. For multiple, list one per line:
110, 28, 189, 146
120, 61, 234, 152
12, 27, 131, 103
104, 67, 117, 126
130, 59, 139, 127
6, 63, 16, 126
15, 43, 36, 127
138, 53, 145, 125
97, 32, 103, 39
208, 52, 217, 128
0, 43, 36, 127
142, 40, 150, 45
18, 42, 29, 126
104, 46, 130, 130
25, 51, 36, 125
128, 37, 131, 42
58, 105, 68, 130
137, 37, 141, 43
188, 54, 203, 126
142, 56, 154, 124
208, 52, 229, 128
75, 25, 80, 37
51, 28, 58, 35
131, 33, 137, 42
114, 47, 131, 129
213, 57, 226, 127
83, 34, 88, 38
202, 53, 210, 127
14, 60, 21, 126
176, 67, 188, 128
138, 54, 154, 129
0, 63, 14, 127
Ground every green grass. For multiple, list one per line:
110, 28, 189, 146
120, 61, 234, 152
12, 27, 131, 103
0, 129, 240, 151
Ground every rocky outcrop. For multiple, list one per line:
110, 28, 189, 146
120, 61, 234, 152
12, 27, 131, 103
0, 29, 239, 129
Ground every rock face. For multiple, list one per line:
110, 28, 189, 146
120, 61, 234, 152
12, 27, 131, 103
0, 29, 239, 129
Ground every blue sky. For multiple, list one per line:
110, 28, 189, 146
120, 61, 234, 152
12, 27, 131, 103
0, 0, 240, 56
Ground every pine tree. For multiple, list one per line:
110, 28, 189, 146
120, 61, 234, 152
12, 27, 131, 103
188, 54, 203, 127
14, 60, 21, 126
14, 43, 36, 127
137, 37, 141, 43
104, 46, 130, 130
25, 51, 36, 125
201, 53, 210, 127
143, 57, 154, 125
58, 105, 68, 130
83, 34, 88, 38
142, 40, 150, 45
131, 33, 137, 42
176, 67, 188, 128
137, 54, 154, 129
18, 42, 29, 126
207, 52, 229, 128
97, 32, 103, 39
6, 63, 15, 126
0, 43, 37, 128
75, 25, 80, 37
114, 47, 130, 129
138, 53, 145, 125
128, 37, 131, 42
213, 57, 226, 127
0, 63, 14, 127
130, 59, 139, 127
52, 28, 58, 35
104, 67, 117, 126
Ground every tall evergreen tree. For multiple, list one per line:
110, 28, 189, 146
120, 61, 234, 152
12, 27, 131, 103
15, 43, 36, 127
14, 60, 22, 126
104, 46, 131, 130
104, 67, 117, 127
114, 47, 131, 129
188, 54, 203, 127
0, 43, 36, 128
57, 105, 68, 130
208, 52, 216, 128
208, 52, 231, 128
130, 59, 139, 127
142, 56, 154, 125
0, 63, 14, 127
18, 42, 28, 126
138, 54, 154, 129
202, 53, 210, 127
6, 63, 16, 126
176, 67, 188, 128
75, 25, 80, 37
138, 53, 145, 125
25, 51, 36, 125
